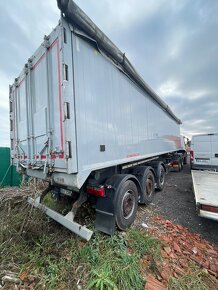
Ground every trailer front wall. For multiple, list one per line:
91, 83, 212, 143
72, 34, 180, 172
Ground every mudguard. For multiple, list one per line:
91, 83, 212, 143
95, 174, 141, 235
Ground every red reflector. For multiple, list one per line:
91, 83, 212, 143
87, 185, 105, 197
190, 150, 194, 161
201, 204, 218, 213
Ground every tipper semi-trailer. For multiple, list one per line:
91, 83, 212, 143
10, 0, 186, 240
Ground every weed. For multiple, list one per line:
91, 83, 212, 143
1, 188, 215, 290
87, 270, 118, 290
168, 268, 210, 290
84, 233, 144, 290
127, 228, 162, 259
43, 192, 72, 215
0, 194, 158, 290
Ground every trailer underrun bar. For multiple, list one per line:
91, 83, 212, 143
28, 197, 93, 241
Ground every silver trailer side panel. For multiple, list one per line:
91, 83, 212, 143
72, 32, 180, 173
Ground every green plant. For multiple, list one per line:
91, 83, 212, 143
85, 233, 144, 290
87, 270, 118, 290
127, 228, 161, 259
168, 269, 210, 290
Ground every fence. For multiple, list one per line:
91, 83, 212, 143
0, 147, 21, 187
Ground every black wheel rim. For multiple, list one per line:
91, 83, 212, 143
122, 190, 135, 219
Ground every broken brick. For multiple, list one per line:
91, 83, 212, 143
173, 241, 182, 253
172, 264, 186, 275
163, 246, 171, 255
179, 259, 188, 269
145, 275, 167, 290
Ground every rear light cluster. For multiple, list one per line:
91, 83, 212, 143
190, 150, 194, 161
86, 185, 105, 197
201, 204, 218, 213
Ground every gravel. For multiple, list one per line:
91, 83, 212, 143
151, 162, 218, 246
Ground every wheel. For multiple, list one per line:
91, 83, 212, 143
176, 159, 181, 172
115, 180, 138, 230
142, 169, 155, 204
183, 155, 187, 165
156, 164, 166, 191
178, 158, 183, 171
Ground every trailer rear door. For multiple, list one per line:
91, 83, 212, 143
12, 33, 66, 170
31, 38, 65, 168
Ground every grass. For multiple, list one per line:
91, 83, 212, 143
0, 190, 216, 290
168, 268, 212, 290
0, 192, 162, 290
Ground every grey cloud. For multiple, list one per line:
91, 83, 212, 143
100, 0, 218, 137
0, 0, 59, 80
165, 94, 218, 137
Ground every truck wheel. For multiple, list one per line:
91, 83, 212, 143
115, 180, 138, 230
156, 164, 166, 191
142, 169, 155, 204
177, 159, 182, 172
181, 157, 184, 169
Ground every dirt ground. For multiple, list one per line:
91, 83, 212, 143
137, 161, 218, 246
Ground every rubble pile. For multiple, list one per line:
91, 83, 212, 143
144, 215, 218, 289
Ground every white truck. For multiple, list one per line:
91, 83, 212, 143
191, 133, 218, 221
10, 0, 186, 240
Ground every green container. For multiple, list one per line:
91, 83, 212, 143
0, 147, 21, 187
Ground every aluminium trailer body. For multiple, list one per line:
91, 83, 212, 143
10, 0, 183, 239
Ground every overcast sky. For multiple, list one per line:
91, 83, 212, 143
0, 0, 218, 146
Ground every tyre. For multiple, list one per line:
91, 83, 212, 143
156, 164, 166, 191
177, 159, 182, 172
142, 169, 155, 204
115, 180, 138, 230
180, 158, 184, 170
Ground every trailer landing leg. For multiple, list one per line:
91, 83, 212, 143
28, 194, 93, 241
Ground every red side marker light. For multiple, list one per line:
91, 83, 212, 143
86, 185, 105, 197
190, 150, 194, 161
201, 204, 218, 213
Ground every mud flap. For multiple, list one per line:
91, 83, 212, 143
95, 194, 116, 236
